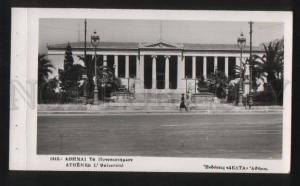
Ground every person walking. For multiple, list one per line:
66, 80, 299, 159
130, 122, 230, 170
179, 93, 186, 111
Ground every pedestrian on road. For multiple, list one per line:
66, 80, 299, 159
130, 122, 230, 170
179, 93, 187, 111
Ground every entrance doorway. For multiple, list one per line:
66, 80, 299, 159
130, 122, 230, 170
144, 55, 152, 89
156, 56, 165, 89
169, 56, 177, 89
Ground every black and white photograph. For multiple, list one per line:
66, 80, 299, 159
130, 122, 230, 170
9, 8, 292, 173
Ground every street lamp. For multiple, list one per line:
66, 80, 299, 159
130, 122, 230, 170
237, 32, 246, 106
91, 31, 100, 104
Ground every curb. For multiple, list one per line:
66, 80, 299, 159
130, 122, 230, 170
38, 109, 283, 115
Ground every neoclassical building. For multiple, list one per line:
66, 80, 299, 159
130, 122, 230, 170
47, 41, 264, 94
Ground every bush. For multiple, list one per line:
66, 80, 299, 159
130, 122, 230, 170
205, 71, 228, 99
227, 83, 239, 104
252, 83, 282, 105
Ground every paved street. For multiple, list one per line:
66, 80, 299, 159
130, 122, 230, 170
37, 113, 282, 159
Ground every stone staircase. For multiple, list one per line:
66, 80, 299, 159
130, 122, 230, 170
114, 85, 219, 105
39, 86, 282, 113
134, 92, 180, 103
115, 94, 179, 103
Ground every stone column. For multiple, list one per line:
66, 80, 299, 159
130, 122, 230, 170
225, 57, 229, 77
182, 56, 186, 79
114, 55, 118, 77
203, 56, 207, 79
152, 55, 157, 89
177, 55, 182, 90
136, 55, 139, 79
125, 55, 129, 78
139, 55, 144, 89
165, 55, 170, 89
192, 56, 196, 79
214, 56, 218, 72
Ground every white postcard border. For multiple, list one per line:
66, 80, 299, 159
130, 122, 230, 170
10, 8, 292, 173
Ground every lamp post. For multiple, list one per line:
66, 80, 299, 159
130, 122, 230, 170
248, 21, 254, 109
237, 32, 246, 106
91, 31, 100, 104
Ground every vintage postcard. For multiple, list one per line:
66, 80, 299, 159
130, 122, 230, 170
10, 8, 292, 173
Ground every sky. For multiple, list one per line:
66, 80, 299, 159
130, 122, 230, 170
39, 19, 284, 53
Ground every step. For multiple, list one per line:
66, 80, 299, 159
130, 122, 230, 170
38, 104, 283, 113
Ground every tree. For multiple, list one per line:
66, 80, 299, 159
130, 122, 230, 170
252, 39, 284, 83
59, 64, 85, 91
206, 70, 228, 98
38, 54, 54, 103
38, 54, 54, 86
41, 77, 60, 103
59, 44, 85, 102
252, 39, 284, 104
77, 54, 95, 99
77, 54, 122, 100
64, 42, 74, 71
95, 65, 122, 99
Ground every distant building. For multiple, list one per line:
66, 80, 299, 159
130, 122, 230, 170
47, 41, 264, 93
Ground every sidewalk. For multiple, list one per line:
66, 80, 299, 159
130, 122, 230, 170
38, 103, 283, 115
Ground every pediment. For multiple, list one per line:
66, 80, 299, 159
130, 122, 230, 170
140, 42, 180, 49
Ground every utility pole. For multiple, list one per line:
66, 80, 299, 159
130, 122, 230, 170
84, 19, 87, 65
83, 19, 87, 103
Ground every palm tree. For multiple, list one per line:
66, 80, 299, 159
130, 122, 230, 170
38, 54, 54, 102
38, 54, 54, 85
252, 39, 284, 83
252, 39, 284, 104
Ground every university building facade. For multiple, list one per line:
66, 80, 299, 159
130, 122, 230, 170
47, 41, 264, 94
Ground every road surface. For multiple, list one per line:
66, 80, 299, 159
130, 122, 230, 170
37, 113, 282, 159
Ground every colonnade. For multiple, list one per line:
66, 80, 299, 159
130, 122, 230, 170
101, 54, 242, 90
